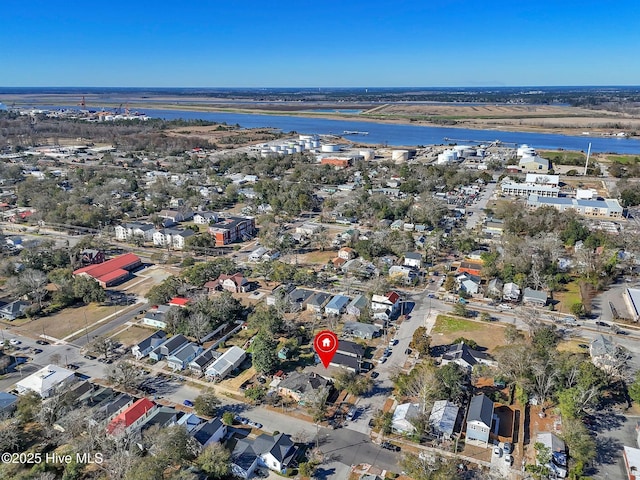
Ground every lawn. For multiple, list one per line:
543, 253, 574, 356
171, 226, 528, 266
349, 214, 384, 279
299, 250, 335, 265
603, 154, 640, 165
110, 325, 157, 347
553, 280, 582, 315
557, 339, 590, 354
431, 314, 506, 353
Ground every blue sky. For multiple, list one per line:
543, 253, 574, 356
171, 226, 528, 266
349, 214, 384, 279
1, 0, 639, 87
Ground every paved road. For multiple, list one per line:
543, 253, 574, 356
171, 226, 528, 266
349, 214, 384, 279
466, 180, 498, 230
74, 301, 149, 348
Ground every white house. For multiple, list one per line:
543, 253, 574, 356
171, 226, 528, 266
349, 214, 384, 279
466, 394, 494, 447
131, 330, 167, 359
392, 402, 420, 434
193, 212, 218, 224
115, 222, 155, 242
404, 252, 422, 268
502, 282, 521, 301
153, 229, 195, 250
16, 364, 77, 398
205, 346, 246, 379
429, 400, 459, 438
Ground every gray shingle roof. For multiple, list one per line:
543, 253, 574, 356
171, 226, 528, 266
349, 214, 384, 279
468, 394, 493, 428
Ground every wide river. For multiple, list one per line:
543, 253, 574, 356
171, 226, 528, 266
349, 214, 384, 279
36, 105, 640, 154
143, 108, 640, 154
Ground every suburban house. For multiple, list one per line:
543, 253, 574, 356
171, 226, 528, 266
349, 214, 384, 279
0, 392, 19, 415
176, 412, 203, 433
277, 371, 331, 405
306, 292, 332, 313
191, 417, 227, 449
457, 261, 483, 277
249, 247, 269, 262
329, 339, 365, 373
502, 282, 521, 301
79, 249, 105, 265
457, 273, 481, 295
107, 398, 157, 436
254, 433, 299, 474
167, 343, 203, 371
295, 223, 322, 236
392, 402, 420, 434
16, 364, 77, 398
131, 330, 167, 359
205, 273, 249, 294
388, 265, 418, 284
142, 305, 171, 329
537, 432, 568, 478
149, 334, 190, 361
158, 209, 194, 225
590, 334, 619, 372
466, 394, 494, 447
404, 252, 422, 269
208, 216, 256, 246
325, 295, 350, 316
343, 322, 381, 340
189, 347, 220, 376
115, 222, 155, 242
0, 299, 29, 320
523, 287, 548, 307
205, 346, 246, 379
139, 406, 179, 432
230, 437, 260, 479
429, 400, 459, 438
72, 252, 142, 288
486, 278, 504, 299
338, 247, 356, 260
371, 291, 402, 320
346, 294, 369, 317
441, 342, 493, 372
193, 212, 218, 225
169, 297, 190, 308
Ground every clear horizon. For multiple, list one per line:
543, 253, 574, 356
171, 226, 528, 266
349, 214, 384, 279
2, 0, 640, 87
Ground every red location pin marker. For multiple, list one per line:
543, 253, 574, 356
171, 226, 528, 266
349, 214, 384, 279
314, 330, 339, 368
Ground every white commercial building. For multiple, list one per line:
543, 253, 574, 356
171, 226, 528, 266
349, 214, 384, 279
16, 364, 77, 398
527, 195, 623, 218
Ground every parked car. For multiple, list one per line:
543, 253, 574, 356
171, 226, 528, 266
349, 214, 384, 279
9, 339, 21, 346
504, 454, 513, 466
503, 442, 512, 454
370, 371, 379, 379
32, 349, 43, 354
66, 364, 80, 370
378, 357, 387, 364
404, 348, 412, 355
36, 340, 49, 345
381, 441, 400, 451
493, 446, 502, 457
83, 354, 97, 360
596, 321, 610, 328
183, 400, 194, 407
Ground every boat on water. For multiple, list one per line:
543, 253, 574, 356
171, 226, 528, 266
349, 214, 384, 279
343, 130, 369, 135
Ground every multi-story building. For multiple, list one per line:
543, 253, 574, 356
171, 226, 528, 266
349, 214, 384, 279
208, 216, 256, 246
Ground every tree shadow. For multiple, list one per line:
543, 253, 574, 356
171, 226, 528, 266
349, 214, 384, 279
595, 435, 623, 465
312, 467, 336, 479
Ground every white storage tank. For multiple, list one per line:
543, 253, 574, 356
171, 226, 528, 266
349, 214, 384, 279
299, 134, 317, 141
359, 149, 375, 161
517, 145, 536, 157
286, 148, 295, 154
437, 149, 457, 164
294, 145, 303, 153
321, 144, 341, 153
312, 140, 320, 148
392, 149, 409, 163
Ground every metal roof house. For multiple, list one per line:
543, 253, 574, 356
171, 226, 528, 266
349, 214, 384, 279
16, 364, 77, 398
346, 294, 368, 317
429, 400, 459, 438
205, 346, 246, 379
392, 402, 420, 434
523, 287, 548, 307
149, 334, 189, 361
324, 295, 350, 316
342, 322, 381, 340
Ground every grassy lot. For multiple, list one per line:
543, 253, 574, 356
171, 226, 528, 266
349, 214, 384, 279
538, 150, 586, 164
300, 250, 335, 265
553, 280, 581, 315
431, 314, 506, 353
603, 154, 640, 164
110, 325, 157, 347
557, 339, 590, 354
15, 302, 130, 340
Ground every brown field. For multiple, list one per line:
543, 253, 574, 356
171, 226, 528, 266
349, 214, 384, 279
430, 315, 507, 353
110, 325, 157, 347
14, 302, 138, 341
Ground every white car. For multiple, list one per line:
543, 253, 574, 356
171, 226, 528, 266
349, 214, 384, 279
9, 339, 21, 346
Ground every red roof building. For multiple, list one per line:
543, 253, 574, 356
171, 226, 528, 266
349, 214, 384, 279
73, 253, 142, 287
169, 297, 190, 307
107, 398, 156, 435
320, 158, 351, 168
386, 291, 401, 304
